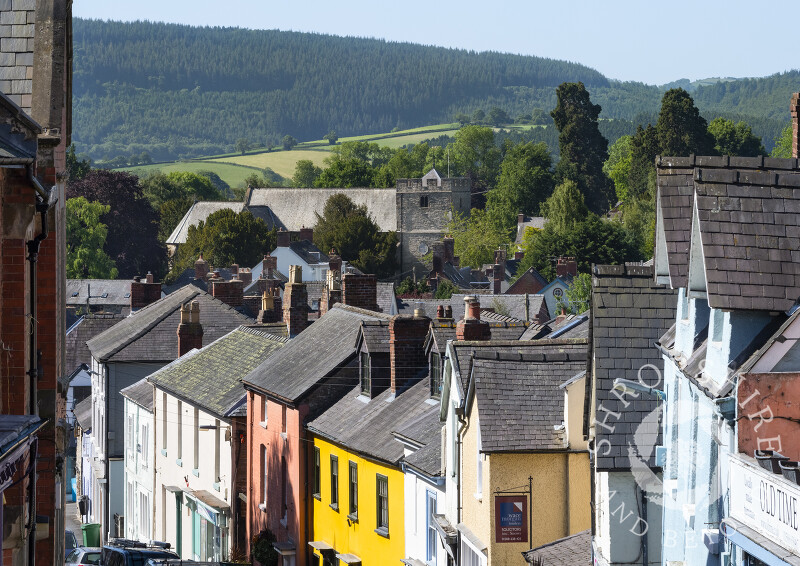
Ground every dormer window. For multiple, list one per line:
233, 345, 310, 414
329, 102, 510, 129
360, 352, 370, 395
420, 195, 429, 208
430, 352, 442, 398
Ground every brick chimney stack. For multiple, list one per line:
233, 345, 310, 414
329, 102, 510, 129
321, 268, 342, 316
277, 229, 290, 248
443, 236, 455, 264
262, 254, 277, 278
131, 274, 162, 311
211, 279, 244, 307
283, 265, 308, 336
342, 273, 379, 312
238, 268, 252, 286
792, 93, 800, 158
194, 254, 209, 280
456, 296, 491, 341
431, 242, 444, 274
299, 226, 313, 242
177, 300, 203, 356
328, 248, 342, 273
556, 257, 578, 278
389, 309, 431, 394
514, 251, 524, 261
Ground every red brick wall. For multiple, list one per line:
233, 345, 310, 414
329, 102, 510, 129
342, 273, 378, 312
738, 372, 800, 458
246, 392, 309, 565
212, 279, 244, 308
505, 270, 547, 295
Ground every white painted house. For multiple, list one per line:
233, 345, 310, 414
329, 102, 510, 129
148, 326, 286, 561
121, 379, 155, 544
396, 414, 447, 566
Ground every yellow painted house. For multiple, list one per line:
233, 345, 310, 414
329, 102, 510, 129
441, 338, 592, 565
305, 316, 440, 566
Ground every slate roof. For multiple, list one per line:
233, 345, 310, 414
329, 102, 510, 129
590, 264, 677, 471
451, 339, 588, 397
523, 529, 591, 565
120, 378, 154, 411
358, 320, 390, 353
428, 322, 457, 354
395, 410, 443, 477
148, 326, 287, 418
515, 215, 548, 244
74, 396, 93, 430
442, 263, 490, 289
692, 168, 800, 311
166, 201, 246, 245
66, 314, 125, 373
247, 187, 397, 232
308, 377, 439, 465
286, 240, 329, 265
86, 286, 254, 363
376, 282, 398, 315
655, 155, 800, 290
470, 343, 587, 452
67, 279, 133, 311
162, 266, 237, 295
242, 304, 391, 402
398, 294, 545, 323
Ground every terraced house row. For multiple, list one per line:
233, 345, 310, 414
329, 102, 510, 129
71, 247, 596, 565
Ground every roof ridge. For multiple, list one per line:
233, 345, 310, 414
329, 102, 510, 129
98, 287, 202, 360
332, 302, 393, 320
235, 325, 290, 342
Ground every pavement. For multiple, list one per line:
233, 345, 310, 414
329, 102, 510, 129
65, 501, 83, 542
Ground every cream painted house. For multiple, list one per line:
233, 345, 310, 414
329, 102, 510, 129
148, 326, 286, 561
440, 338, 591, 565
121, 379, 155, 543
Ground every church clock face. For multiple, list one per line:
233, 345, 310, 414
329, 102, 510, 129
418, 242, 429, 255
553, 287, 563, 298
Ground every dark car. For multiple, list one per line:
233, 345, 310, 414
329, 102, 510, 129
65, 547, 102, 566
102, 539, 178, 566
65, 530, 79, 554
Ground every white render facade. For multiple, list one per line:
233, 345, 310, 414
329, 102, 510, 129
123, 393, 154, 543
402, 461, 447, 566
153, 387, 234, 561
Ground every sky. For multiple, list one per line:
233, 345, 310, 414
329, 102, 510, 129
73, 0, 797, 86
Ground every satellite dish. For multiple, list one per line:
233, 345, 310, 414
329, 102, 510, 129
418, 242, 429, 255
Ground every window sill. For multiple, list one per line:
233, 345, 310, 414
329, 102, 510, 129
329, 503, 339, 512
374, 527, 389, 539
192, 468, 200, 477
312, 493, 321, 501
160, 449, 167, 457
175, 458, 183, 467
347, 513, 358, 523
259, 421, 267, 429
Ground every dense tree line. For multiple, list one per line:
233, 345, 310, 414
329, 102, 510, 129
72, 19, 793, 163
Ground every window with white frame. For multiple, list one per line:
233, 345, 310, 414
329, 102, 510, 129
461, 539, 483, 566
193, 408, 200, 470
259, 444, 267, 507
139, 491, 150, 540
376, 474, 388, 533
126, 482, 135, 538
177, 400, 183, 459
426, 491, 437, 563
127, 414, 135, 460
140, 422, 149, 469
475, 418, 483, 499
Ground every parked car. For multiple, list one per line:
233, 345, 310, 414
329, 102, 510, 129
65, 547, 101, 566
101, 539, 178, 566
65, 530, 78, 554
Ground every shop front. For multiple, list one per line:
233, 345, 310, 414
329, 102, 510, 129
724, 453, 800, 566
184, 489, 230, 562
0, 415, 45, 566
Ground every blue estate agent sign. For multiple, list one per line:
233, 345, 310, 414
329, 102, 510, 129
495, 495, 528, 543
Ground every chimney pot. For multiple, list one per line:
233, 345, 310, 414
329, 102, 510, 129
289, 265, 303, 284
456, 296, 491, 341
518, 213, 525, 224
146, 272, 154, 284
436, 305, 445, 319
444, 305, 452, 319
194, 255, 209, 280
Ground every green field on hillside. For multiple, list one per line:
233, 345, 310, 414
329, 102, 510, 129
119, 160, 263, 188
208, 149, 330, 179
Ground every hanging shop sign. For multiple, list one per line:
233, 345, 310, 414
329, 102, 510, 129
495, 495, 527, 543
